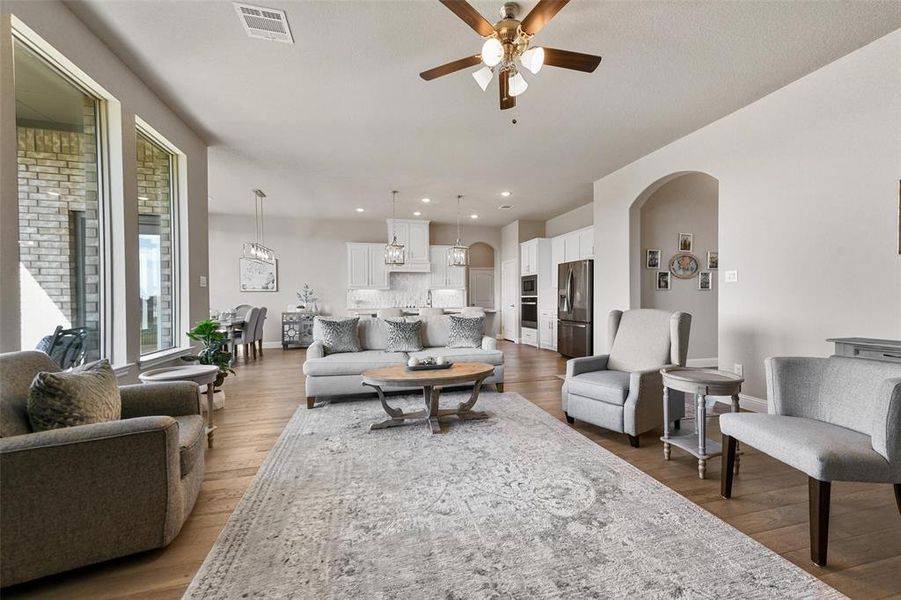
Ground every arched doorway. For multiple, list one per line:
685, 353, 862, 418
632, 172, 719, 362
467, 242, 495, 310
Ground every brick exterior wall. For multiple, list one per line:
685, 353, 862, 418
16, 99, 101, 357
136, 133, 174, 351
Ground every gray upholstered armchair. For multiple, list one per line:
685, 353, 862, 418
0, 351, 206, 586
720, 356, 901, 567
561, 309, 691, 447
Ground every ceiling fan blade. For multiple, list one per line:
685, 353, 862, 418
419, 55, 482, 81
438, 0, 495, 37
499, 70, 515, 110
520, 0, 570, 35
542, 47, 602, 73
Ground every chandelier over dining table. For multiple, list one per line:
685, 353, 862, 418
242, 188, 276, 263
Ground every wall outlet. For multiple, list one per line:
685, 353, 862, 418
733, 363, 743, 377
725, 270, 738, 283
199, 275, 207, 288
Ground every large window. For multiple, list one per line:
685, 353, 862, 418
15, 39, 105, 361
136, 130, 178, 355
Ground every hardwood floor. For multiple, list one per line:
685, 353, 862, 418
5, 342, 900, 599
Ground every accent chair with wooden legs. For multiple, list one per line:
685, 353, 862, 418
720, 356, 901, 567
561, 309, 690, 447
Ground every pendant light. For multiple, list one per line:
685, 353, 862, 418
447, 194, 469, 267
242, 188, 276, 263
385, 190, 406, 265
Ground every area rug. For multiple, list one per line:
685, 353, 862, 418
184, 392, 842, 599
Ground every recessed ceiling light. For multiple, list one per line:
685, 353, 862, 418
421, 198, 431, 203
413, 211, 422, 216
501, 191, 511, 197
470, 214, 479, 219
355, 208, 365, 213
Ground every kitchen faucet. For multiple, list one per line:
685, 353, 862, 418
426, 290, 432, 307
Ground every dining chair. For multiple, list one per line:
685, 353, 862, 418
233, 307, 259, 360
234, 304, 252, 319
253, 307, 268, 358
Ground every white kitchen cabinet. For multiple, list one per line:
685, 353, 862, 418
346, 243, 389, 289
539, 312, 557, 351
429, 245, 465, 289
563, 233, 580, 262
387, 219, 430, 272
520, 240, 538, 276
578, 227, 594, 259
521, 327, 538, 347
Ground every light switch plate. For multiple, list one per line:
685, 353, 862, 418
199, 275, 207, 288
725, 270, 738, 283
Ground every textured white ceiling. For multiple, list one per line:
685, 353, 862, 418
68, 0, 901, 226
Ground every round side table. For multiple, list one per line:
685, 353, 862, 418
139, 365, 220, 448
660, 367, 744, 479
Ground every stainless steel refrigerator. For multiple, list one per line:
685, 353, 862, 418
557, 259, 593, 358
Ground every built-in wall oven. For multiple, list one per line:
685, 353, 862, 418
520, 296, 538, 329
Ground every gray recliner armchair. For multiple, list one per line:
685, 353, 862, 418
720, 356, 901, 567
561, 309, 691, 447
0, 351, 206, 587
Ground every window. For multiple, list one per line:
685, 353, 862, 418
15, 39, 105, 361
136, 130, 178, 355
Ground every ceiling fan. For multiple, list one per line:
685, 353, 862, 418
420, 0, 602, 110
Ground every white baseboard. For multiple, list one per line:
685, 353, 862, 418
686, 357, 718, 368
739, 393, 767, 413
264, 341, 287, 349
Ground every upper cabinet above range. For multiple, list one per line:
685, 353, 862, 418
386, 219, 430, 272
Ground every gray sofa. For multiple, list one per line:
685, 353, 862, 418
303, 316, 504, 408
720, 355, 901, 566
562, 309, 690, 446
0, 351, 205, 587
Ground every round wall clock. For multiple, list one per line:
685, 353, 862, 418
669, 253, 700, 279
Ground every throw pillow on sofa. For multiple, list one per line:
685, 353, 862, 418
447, 315, 484, 348
27, 359, 121, 432
315, 317, 362, 355
383, 319, 423, 352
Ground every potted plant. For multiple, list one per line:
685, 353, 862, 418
182, 319, 235, 409
296, 283, 318, 314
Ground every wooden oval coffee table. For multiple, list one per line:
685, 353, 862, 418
361, 362, 495, 434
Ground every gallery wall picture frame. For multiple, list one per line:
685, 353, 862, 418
646, 249, 661, 269
239, 257, 278, 292
669, 252, 700, 279
656, 271, 671, 291
678, 233, 694, 252
698, 271, 712, 290
707, 251, 718, 269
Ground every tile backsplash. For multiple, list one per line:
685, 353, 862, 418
347, 272, 465, 309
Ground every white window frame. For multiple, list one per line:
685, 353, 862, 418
11, 20, 114, 361
135, 117, 189, 366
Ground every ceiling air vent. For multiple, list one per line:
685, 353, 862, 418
498, 204, 514, 210
234, 3, 294, 44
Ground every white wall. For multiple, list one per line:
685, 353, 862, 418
208, 215, 504, 343
0, 3, 208, 377
546, 203, 593, 237
639, 173, 718, 359
593, 30, 901, 398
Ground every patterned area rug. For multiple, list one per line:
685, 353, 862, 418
184, 392, 842, 599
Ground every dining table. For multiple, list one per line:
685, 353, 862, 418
216, 314, 246, 364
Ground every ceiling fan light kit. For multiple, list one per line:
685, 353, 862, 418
422, 0, 602, 110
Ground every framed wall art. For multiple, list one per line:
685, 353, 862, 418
239, 258, 278, 291
669, 252, 700, 279
698, 271, 712, 290
678, 232, 693, 252
707, 251, 718, 269
656, 271, 671, 291
646, 249, 661, 269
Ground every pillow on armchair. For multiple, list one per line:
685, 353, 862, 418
27, 359, 121, 432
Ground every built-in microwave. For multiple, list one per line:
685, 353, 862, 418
521, 275, 537, 297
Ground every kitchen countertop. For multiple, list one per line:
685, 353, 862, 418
348, 307, 496, 315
